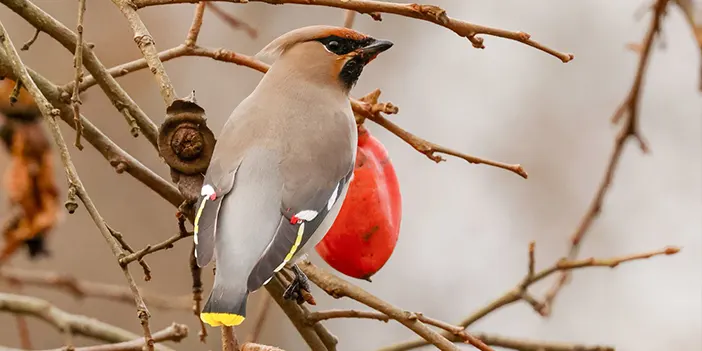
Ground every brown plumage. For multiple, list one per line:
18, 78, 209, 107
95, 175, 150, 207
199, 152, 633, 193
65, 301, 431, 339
193, 25, 393, 327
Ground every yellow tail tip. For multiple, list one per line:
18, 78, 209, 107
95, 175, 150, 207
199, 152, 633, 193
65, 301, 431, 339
200, 312, 245, 327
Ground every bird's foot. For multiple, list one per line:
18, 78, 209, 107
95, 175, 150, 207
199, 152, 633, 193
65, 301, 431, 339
283, 264, 316, 305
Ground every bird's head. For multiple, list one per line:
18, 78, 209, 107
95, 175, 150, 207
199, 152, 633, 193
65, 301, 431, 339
255, 25, 393, 92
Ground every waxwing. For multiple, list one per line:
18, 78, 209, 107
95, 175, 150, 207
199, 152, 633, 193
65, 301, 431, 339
193, 25, 393, 327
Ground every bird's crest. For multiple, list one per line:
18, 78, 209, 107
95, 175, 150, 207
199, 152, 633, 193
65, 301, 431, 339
255, 25, 368, 63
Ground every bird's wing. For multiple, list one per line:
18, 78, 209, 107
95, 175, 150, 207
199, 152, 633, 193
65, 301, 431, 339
245, 166, 354, 291
193, 155, 242, 267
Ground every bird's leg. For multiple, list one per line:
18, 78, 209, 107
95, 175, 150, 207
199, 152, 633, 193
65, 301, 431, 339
283, 264, 314, 304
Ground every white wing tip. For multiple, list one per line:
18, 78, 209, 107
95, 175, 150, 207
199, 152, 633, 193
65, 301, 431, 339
201, 184, 215, 197
294, 210, 319, 221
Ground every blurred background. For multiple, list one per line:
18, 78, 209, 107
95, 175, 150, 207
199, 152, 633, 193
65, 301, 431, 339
0, 0, 700, 350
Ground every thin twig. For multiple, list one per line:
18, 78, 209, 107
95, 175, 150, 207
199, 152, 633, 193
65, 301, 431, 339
0, 267, 192, 310
1, 0, 157, 147
204, 2, 258, 38
71, 0, 86, 150
222, 326, 241, 351
0, 292, 174, 350
20, 28, 39, 50
185, 1, 206, 47
300, 261, 460, 351
109, 225, 152, 281
189, 243, 208, 343
133, 0, 573, 63
0, 21, 156, 350
386, 246, 680, 350
16, 315, 32, 349
110, 0, 176, 105
246, 292, 273, 343
28, 323, 188, 351
540, 0, 669, 315
119, 229, 192, 265
0, 56, 182, 207
343, 9, 356, 28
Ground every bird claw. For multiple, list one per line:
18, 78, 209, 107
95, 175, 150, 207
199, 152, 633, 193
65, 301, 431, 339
283, 265, 316, 305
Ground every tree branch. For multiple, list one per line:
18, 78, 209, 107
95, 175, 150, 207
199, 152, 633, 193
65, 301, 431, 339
0, 21, 156, 349
385, 245, 679, 350
0, 292, 179, 351
540, 0, 669, 314
133, 0, 573, 63
300, 261, 461, 351
0, 0, 157, 146
71, 0, 87, 150
0, 58, 183, 208
0, 267, 191, 310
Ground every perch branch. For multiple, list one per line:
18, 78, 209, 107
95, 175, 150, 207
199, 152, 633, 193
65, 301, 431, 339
0, 21, 156, 349
0, 0, 156, 146
0, 267, 191, 310
540, 0, 669, 315
134, 0, 573, 63
385, 245, 679, 350
222, 326, 241, 351
299, 261, 462, 351
265, 275, 333, 351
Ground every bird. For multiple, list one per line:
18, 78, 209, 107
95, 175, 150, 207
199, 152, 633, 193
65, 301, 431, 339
193, 25, 394, 327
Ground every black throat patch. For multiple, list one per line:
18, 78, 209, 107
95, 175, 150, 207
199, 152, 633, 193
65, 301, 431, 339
315, 35, 375, 91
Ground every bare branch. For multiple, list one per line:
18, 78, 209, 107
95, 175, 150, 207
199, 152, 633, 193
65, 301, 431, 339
343, 10, 356, 28
0, 58, 183, 207
222, 326, 241, 351
133, 0, 573, 63
20, 28, 39, 50
246, 292, 273, 343
0, 292, 176, 350
540, 0, 670, 314
386, 246, 679, 350
34, 323, 188, 351
71, 0, 86, 150
264, 275, 334, 351
205, 2, 258, 38
0, 267, 192, 310
300, 261, 460, 351
184, 1, 206, 47
1, 0, 155, 146
0, 21, 156, 349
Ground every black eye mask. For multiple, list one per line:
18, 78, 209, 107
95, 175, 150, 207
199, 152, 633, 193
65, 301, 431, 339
315, 35, 374, 55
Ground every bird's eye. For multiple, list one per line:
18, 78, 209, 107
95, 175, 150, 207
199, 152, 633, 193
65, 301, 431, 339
326, 41, 340, 52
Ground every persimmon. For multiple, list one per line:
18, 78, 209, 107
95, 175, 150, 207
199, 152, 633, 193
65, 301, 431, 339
316, 124, 402, 281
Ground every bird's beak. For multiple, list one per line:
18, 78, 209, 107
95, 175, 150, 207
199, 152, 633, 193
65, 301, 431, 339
358, 39, 393, 63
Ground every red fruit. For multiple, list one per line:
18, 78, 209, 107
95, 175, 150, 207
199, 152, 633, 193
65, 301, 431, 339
315, 124, 402, 281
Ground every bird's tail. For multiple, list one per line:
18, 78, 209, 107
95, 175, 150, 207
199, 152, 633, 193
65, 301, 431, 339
200, 278, 249, 327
